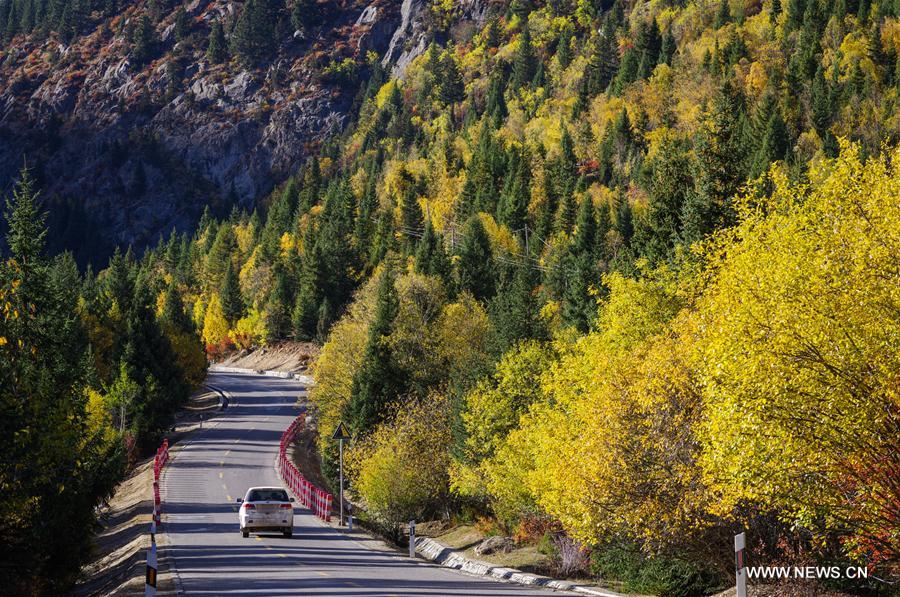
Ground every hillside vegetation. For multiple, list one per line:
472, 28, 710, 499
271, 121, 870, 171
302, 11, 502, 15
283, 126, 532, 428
2, 0, 899, 594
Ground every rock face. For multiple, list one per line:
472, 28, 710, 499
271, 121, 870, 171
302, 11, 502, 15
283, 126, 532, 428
0, 0, 489, 264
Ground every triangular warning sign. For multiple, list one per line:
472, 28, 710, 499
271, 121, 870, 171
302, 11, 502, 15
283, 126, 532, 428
331, 422, 352, 441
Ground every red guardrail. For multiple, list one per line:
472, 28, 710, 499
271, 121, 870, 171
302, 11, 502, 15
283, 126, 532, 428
278, 416, 333, 522
152, 438, 169, 524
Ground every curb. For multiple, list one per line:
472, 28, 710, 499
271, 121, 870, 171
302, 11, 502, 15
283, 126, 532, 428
209, 364, 315, 386
204, 383, 230, 410
415, 537, 624, 596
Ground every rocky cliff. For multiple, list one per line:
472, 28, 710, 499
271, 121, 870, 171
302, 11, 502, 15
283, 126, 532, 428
0, 0, 485, 264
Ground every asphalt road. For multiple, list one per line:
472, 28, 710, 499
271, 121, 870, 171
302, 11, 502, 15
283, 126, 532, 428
162, 371, 576, 596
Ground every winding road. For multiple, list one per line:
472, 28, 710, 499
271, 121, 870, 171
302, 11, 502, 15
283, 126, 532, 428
161, 371, 577, 596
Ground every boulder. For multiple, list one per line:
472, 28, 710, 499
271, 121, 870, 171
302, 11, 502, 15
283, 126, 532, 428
473, 536, 515, 557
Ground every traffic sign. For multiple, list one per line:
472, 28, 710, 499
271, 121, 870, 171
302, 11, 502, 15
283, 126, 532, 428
331, 422, 352, 441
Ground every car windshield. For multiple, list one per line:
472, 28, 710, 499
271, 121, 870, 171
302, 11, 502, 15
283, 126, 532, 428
247, 489, 289, 502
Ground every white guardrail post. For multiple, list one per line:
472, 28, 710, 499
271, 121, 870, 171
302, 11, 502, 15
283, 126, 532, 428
145, 531, 157, 596
735, 532, 747, 597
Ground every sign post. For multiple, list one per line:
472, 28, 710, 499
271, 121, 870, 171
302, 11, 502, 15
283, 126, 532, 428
331, 422, 352, 526
409, 520, 416, 558
735, 532, 747, 597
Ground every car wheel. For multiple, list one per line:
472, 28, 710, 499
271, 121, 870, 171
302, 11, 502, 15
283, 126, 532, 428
283, 529, 292, 538
241, 528, 249, 538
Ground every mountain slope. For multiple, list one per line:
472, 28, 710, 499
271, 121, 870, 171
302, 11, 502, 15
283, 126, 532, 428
0, 0, 489, 264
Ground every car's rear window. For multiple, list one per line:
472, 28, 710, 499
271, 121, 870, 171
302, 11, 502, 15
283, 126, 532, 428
247, 489, 290, 502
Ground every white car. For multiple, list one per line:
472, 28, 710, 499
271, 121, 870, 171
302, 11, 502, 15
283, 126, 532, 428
237, 486, 294, 538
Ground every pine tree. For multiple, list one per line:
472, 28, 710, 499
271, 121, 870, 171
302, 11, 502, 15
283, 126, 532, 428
660, 30, 677, 65
751, 108, 790, 178
414, 219, 451, 282
456, 216, 496, 301
497, 148, 530, 232
131, 14, 156, 65
552, 126, 578, 233
611, 48, 638, 95
583, 19, 619, 96
206, 20, 227, 63
633, 137, 692, 264
561, 196, 600, 332
293, 223, 325, 340
265, 262, 292, 340
220, 262, 244, 325
174, 6, 189, 41
556, 23, 573, 68
161, 281, 193, 333
399, 183, 423, 254
231, 0, 278, 64
683, 80, 748, 246
511, 25, 537, 90
487, 265, 544, 356
715, 0, 731, 28
347, 266, 403, 435
291, 0, 318, 32
439, 51, 466, 105
786, 0, 804, 30
635, 18, 662, 79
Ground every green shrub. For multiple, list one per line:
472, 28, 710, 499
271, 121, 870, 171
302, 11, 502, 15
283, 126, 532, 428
590, 542, 719, 597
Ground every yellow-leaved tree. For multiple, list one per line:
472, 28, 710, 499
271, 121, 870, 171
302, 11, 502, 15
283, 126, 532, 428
694, 142, 900, 561
201, 294, 229, 350
347, 393, 452, 526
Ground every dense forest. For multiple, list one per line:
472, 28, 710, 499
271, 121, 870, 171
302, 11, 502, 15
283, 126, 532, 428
1, 0, 899, 594
0, 168, 204, 592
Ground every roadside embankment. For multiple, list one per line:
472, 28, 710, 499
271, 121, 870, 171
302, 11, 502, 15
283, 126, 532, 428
71, 385, 227, 596
214, 341, 319, 374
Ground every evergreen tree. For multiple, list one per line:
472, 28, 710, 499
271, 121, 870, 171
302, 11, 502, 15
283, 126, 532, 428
414, 219, 451, 283
511, 24, 537, 90
131, 14, 156, 65
0, 167, 109, 591
611, 48, 639, 95
220, 261, 244, 325
291, 0, 318, 32
660, 30, 677, 65
583, 19, 619, 97
231, 0, 278, 64
497, 147, 530, 232
683, 80, 748, 246
552, 126, 578, 228
161, 280, 192, 333
439, 51, 466, 105
750, 108, 790, 178
346, 266, 403, 435
556, 23, 573, 68
174, 6, 189, 41
206, 20, 227, 63
633, 137, 692, 264
561, 196, 599, 332
456, 216, 496, 302
715, 0, 731, 28
265, 262, 292, 340
635, 18, 662, 79
487, 265, 545, 356
786, 0, 805, 30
